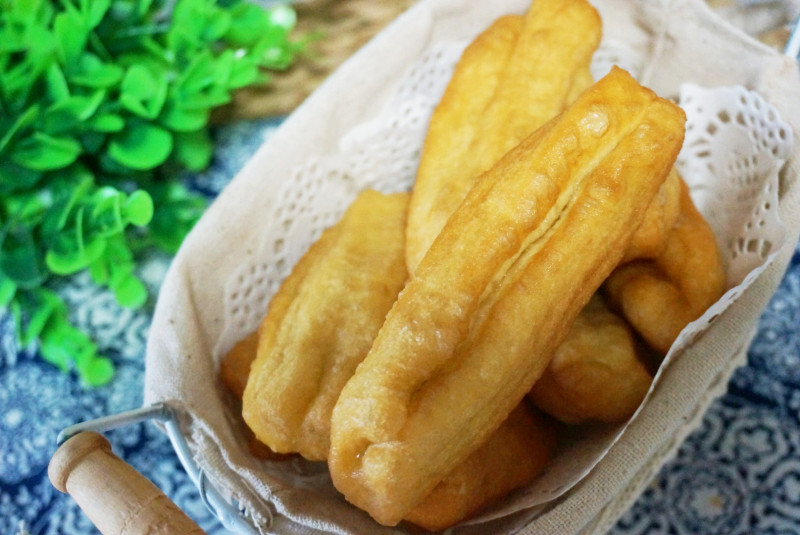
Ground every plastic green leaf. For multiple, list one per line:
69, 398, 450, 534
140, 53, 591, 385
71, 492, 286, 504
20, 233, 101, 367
112, 273, 147, 308
0, 105, 40, 153
70, 53, 124, 88
45, 236, 106, 275
54, 8, 89, 65
79, 356, 115, 387
44, 206, 107, 275
89, 187, 126, 237
38, 314, 79, 371
51, 90, 106, 121
147, 182, 206, 253
88, 112, 125, 132
120, 64, 168, 119
95, 234, 147, 308
13, 287, 61, 347
89, 255, 110, 284
1, 225, 48, 289
169, 0, 230, 48
134, 0, 155, 18
12, 132, 82, 171
89, 187, 152, 236
175, 50, 216, 94
0, 0, 304, 386
136, 36, 170, 65
80, 0, 111, 29
39, 309, 114, 386
0, 277, 16, 308
0, 162, 43, 194
173, 129, 213, 171
227, 57, 260, 89
224, 3, 270, 47
159, 100, 208, 132
202, 10, 231, 43
43, 90, 106, 134
80, 130, 107, 154
39, 164, 93, 237
124, 190, 154, 226
210, 49, 235, 86
3, 189, 50, 223
2, 63, 40, 108
44, 63, 71, 102
180, 87, 231, 111
104, 0, 136, 24
107, 121, 173, 170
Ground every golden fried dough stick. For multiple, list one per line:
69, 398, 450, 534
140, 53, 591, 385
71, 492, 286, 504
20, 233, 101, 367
528, 295, 653, 425
405, 0, 602, 273
624, 167, 683, 262
220, 330, 259, 399
329, 67, 686, 526
220, 334, 298, 462
241, 190, 409, 461
604, 178, 726, 355
222, 316, 553, 525
404, 403, 556, 532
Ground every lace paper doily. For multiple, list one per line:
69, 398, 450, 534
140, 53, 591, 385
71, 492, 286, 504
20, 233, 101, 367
211, 27, 793, 535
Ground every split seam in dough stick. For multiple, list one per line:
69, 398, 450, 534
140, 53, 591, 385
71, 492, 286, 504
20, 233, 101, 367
227, 189, 555, 530
328, 66, 687, 526
242, 190, 409, 461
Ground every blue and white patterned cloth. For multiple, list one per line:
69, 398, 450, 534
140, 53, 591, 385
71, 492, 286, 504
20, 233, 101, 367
2, 114, 799, 534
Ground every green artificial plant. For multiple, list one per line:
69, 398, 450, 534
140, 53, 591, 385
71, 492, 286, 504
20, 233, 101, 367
0, 0, 305, 385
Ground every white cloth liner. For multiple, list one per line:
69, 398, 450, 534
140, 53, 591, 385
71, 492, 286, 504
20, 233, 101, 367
144, 0, 800, 533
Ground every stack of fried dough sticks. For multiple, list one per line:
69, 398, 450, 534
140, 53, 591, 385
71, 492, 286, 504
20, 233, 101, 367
220, 0, 727, 530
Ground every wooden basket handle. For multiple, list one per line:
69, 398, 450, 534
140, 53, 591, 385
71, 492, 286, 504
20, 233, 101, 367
49, 431, 206, 535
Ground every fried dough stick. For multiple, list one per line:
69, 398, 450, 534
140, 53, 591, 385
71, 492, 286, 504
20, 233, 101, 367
604, 178, 726, 355
528, 294, 653, 425
405, 0, 602, 273
220, 331, 298, 461
404, 402, 556, 532
624, 167, 683, 262
406, 0, 680, 272
241, 190, 409, 461
220, 330, 259, 400
222, 321, 555, 530
329, 68, 686, 526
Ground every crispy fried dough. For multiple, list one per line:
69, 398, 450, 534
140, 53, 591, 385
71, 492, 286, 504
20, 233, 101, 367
220, 333, 298, 461
404, 403, 556, 532
222, 309, 553, 528
241, 190, 409, 461
528, 294, 653, 425
405, 0, 602, 274
328, 67, 686, 526
220, 330, 259, 400
624, 167, 683, 262
604, 177, 726, 355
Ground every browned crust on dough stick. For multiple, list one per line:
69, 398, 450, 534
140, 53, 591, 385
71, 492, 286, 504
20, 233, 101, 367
625, 167, 683, 262
328, 67, 686, 526
528, 294, 653, 424
604, 177, 726, 355
403, 402, 556, 531
242, 191, 409, 461
405, 0, 602, 274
